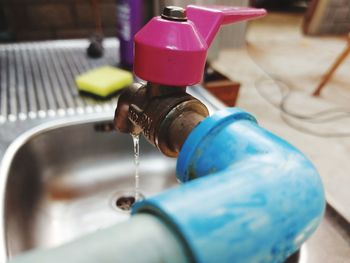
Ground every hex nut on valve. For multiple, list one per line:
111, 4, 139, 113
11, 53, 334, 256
161, 6, 187, 21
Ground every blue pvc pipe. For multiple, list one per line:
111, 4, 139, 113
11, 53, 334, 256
133, 108, 325, 263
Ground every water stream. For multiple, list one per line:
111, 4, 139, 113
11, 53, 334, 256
131, 133, 140, 200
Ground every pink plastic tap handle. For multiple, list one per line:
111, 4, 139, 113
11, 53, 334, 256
186, 5, 266, 46
134, 5, 266, 87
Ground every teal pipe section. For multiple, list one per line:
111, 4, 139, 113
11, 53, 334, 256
9, 214, 189, 263
133, 108, 325, 263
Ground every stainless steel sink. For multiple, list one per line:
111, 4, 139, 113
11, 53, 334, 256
1, 117, 178, 260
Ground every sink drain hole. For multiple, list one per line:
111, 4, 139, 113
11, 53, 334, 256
112, 190, 145, 212
116, 196, 136, 211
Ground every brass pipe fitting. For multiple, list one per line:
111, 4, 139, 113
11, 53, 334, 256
114, 83, 209, 157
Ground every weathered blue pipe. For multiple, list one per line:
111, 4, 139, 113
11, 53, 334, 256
133, 108, 325, 263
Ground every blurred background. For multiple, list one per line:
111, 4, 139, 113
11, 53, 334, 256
1, 0, 349, 42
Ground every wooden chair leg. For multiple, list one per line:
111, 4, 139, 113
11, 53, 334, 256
313, 35, 350, 96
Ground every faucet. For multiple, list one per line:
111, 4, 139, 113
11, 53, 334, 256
114, 5, 266, 157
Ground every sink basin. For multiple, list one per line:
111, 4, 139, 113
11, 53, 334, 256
1, 117, 178, 260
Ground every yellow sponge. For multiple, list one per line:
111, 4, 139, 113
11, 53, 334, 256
75, 66, 133, 98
